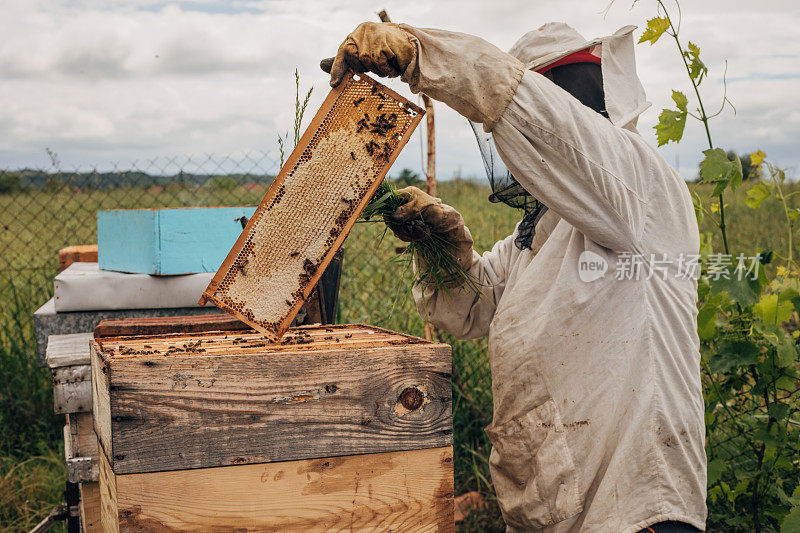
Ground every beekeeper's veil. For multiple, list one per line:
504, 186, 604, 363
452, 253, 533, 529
471, 23, 651, 249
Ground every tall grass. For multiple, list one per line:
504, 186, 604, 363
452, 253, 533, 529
0, 449, 65, 533
0, 281, 61, 459
0, 178, 516, 530
0, 278, 66, 532
2, 178, 794, 531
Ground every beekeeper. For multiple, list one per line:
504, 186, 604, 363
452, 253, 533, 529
323, 22, 706, 533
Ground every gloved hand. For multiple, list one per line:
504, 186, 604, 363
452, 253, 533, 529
321, 22, 415, 87
387, 186, 474, 271
321, 24, 524, 130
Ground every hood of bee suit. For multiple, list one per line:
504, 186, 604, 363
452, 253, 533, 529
508, 22, 651, 132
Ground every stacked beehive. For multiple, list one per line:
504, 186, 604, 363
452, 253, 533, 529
46, 332, 101, 531
90, 319, 454, 532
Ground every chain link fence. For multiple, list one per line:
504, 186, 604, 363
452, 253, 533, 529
0, 152, 498, 500
8, 151, 800, 530
0, 152, 277, 285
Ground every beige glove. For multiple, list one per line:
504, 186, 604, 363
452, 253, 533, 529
322, 24, 524, 130
387, 186, 474, 271
325, 22, 415, 87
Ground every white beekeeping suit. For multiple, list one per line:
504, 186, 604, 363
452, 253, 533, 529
324, 21, 706, 532
405, 24, 706, 532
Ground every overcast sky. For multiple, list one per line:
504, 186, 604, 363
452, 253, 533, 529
2, 0, 798, 181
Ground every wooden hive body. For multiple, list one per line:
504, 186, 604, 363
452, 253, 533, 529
100, 446, 454, 532
67, 413, 102, 532
90, 318, 454, 531
47, 332, 102, 532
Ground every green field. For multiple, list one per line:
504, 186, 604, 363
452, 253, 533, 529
1, 177, 798, 531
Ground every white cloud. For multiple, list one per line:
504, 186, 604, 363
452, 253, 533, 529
0, 0, 798, 180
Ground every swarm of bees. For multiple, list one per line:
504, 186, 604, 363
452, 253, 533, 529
280, 329, 314, 345
356, 111, 397, 138
351, 85, 414, 165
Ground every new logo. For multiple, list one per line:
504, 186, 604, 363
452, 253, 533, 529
578, 250, 608, 282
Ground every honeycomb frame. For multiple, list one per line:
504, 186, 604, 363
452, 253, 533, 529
200, 72, 425, 340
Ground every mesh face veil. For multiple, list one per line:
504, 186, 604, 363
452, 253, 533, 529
470, 60, 608, 251
469, 119, 547, 250
472, 23, 650, 250
468, 62, 603, 250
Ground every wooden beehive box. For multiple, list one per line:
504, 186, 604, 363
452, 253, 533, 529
65, 413, 101, 532
59, 244, 98, 272
90, 319, 454, 532
47, 333, 102, 532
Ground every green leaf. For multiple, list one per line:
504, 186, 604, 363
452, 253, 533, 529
732, 479, 750, 498
777, 373, 800, 390
768, 402, 791, 421
710, 179, 727, 197
753, 425, 778, 447
710, 269, 763, 307
698, 292, 726, 341
782, 503, 800, 533
697, 276, 711, 300
654, 108, 687, 146
707, 458, 725, 485
639, 17, 670, 45
755, 293, 794, 325
700, 148, 744, 193
778, 486, 794, 506
721, 481, 734, 503
671, 90, 688, 112
779, 287, 800, 302
699, 233, 714, 258
711, 340, 759, 373
777, 335, 797, 367
745, 182, 772, 209
755, 321, 783, 347
776, 455, 795, 472
653, 90, 689, 147
730, 156, 744, 190
684, 42, 708, 85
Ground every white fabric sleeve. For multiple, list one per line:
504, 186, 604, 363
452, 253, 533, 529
492, 70, 653, 252
411, 231, 519, 340
398, 25, 525, 131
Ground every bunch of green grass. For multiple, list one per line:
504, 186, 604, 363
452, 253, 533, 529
360, 180, 484, 296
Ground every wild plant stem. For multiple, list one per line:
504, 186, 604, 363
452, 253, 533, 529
659, 0, 730, 255
277, 69, 313, 169
773, 174, 794, 267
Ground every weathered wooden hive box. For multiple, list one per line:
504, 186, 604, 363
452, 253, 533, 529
90, 320, 454, 532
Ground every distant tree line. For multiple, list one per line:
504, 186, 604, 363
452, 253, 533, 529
0, 165, 465, 196
0, 169, 276, 194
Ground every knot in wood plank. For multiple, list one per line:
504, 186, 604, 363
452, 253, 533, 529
399, 387, 424, 411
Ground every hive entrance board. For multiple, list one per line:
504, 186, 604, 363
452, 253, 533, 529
200, 72, 424, 339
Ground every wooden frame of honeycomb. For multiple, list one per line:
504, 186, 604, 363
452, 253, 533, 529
199, 72, 425, 340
